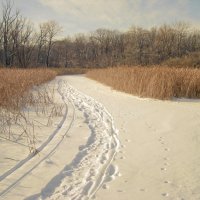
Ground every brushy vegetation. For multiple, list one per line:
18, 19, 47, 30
0, 68, 56, 110
0, 68, 61, 153
87, 66, 200, 100
162, 52, 200, 68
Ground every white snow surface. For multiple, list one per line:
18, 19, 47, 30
36, 81, 120, 200
1, 75, 200, 200
0, 76, 120, 200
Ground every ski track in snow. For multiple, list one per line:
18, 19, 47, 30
0, 80, 74, 198
36, 80, 121, 200
0, 80, 68, 183
0, 79, 120, 200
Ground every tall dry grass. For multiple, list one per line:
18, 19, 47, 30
0, 68, 56, 109
162, 52, 200, 68
87, 66, 200, 100
0, 68, 57, 152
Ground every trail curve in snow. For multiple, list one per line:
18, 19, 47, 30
33, 81, 121, 200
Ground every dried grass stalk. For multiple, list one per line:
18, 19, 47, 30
87, 66, 200, 100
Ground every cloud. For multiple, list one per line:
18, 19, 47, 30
36, 0, 141, 34
38, 0, 139, 24
37, 0, 191, 29
5, 0, 200, 35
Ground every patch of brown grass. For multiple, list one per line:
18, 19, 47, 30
0, 68, 56, 109
162, 52, 200, 68
87, 66, 200, 100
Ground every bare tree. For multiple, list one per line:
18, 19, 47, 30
1, 0, 20, 66
15, 20, 35, 68
44, 21, 62, 67
36, 23, 48, 65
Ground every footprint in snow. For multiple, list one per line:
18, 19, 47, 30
121, 144, 126, 148
161, 193, 169, 197
116, 172, 122, 177
45, 160, 54, 164
164, 148, 170, 152
164, 163, 170, 166
102, 184, 109, 189
163, 157, 169, 161
164, 181, 171, 184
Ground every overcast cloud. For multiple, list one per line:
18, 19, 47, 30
0, 0, 199, 36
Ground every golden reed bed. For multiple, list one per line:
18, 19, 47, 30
0, 68, 56, 109
87, 66, 200, 100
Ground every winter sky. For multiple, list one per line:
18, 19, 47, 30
1, 0, 200, 36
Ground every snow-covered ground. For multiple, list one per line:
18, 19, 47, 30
1, 75, 200, 200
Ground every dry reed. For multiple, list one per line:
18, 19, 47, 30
162, 52, 200, 68
87, 66, 200, 100
0, 68, 56, 110
0, 68, 58, 153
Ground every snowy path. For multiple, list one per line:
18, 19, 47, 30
57, 76, 200, 200
1, 75, 200, 200
0, 79, 120, 200
35, 81, 120, 200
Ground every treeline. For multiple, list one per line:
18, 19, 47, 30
0, 1, 200, 68
54, 25, 200, 67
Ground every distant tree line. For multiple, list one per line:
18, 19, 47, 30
0, 1, 200, 68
